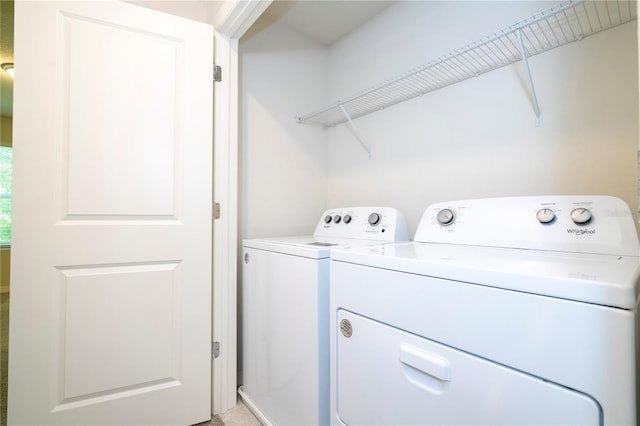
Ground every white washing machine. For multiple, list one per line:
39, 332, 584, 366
329, 195, 640, 425
240, 207, 408, 426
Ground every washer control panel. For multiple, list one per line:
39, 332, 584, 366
415, 195, 639, 256
314, 207, 409, 242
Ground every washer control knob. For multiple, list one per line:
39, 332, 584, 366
333, 215, 342, 224
343, 215, 352, 224
536, 208, 556, 224
436, 208, 455, 226
368, 213, 381, 226
324, 215, 332, 224
571, 208, 592, 225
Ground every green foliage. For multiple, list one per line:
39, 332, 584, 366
0, 147, 12, 245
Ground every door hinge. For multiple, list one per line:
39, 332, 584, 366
212, 341, 220, 359
213, 202, 221, 220
213, 64, 222, 82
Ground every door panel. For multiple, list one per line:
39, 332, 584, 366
57, 262, 179, 404
9, 2, 213, 425
62, 12, 180, 218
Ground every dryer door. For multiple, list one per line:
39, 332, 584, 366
336, 310, 600, 425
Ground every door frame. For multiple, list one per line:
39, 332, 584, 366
211, 0, 271, 415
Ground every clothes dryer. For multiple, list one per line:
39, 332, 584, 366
330, 196, 640, 425
240, 207, 408, 426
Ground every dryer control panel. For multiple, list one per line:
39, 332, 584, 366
314, 207, 409, 242
415, 195, 640, 256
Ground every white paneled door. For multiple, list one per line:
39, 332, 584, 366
8, 1, 213, 425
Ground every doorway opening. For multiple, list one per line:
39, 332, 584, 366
0, 1, 14, 424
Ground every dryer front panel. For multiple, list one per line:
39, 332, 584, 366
336, 310, 600, 425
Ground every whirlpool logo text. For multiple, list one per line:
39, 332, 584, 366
566, 228, 596, 235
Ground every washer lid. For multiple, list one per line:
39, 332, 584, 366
243, 236, 390, 259
331, 242, 640, 309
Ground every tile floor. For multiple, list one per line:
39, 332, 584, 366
197, 400, 261, 426
220, 400, 262, 426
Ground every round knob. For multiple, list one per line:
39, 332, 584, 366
324, 215, 332, 224
436, 208, 455, 226
368, 213, 381, 226
571, 208, 592, 225
333, 215, 342, 224
343, 215, 352, 224
536, 208, 556, 224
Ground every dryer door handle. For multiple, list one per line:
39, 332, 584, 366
400, 343, 451, 382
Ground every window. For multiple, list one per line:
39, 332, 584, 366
0, 146, 11, 245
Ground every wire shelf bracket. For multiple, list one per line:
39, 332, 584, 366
516, 28, 543, 126
294, 0, 636, 141
340, 105, 372, 159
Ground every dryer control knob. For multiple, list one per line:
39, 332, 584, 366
536, 208, 556, 224
324, 215, 332, 224
333, 215, 342, 224
436, 208, 455, 226
343, 215, 352, 224
571, 208, 592, 225
368, 213, 381, 226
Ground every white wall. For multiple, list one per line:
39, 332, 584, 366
326, 1, 639, 236
239, 16, 328, 239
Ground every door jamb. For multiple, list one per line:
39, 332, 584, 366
211, 0, 272, 415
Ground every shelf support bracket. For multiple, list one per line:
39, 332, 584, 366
340, 105, 372, 159
516, 28, 543, 127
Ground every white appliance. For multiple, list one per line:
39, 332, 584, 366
330, 195, 640, 425
240, 207, 409, 426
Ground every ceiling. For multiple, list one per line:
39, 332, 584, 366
0, 0, 13, 118
0, 0, 395, 117
263, 0, 394, 46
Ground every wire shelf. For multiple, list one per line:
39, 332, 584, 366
294, 0, 637, 128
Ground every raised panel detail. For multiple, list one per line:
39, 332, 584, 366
54, 262, 181, 406
61, 14, 183, 217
